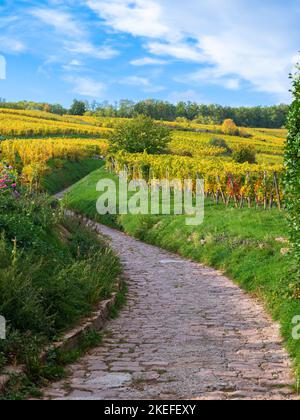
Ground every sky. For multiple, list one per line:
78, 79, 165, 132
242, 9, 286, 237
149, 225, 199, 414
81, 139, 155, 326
0, 0, 299, 107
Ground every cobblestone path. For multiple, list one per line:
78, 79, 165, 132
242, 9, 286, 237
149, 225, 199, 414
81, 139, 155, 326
43, 221, 296, 400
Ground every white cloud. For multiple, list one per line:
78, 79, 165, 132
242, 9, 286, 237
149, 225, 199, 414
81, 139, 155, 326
184, 67, 241, 91
0, 36, 26, 53
0, 16, 18, 29
198, 34, 290, 95
147, 42, 205, 62
130, 57, 168, 66
224, 79, 240, 90
120, 75, 165, 93
66, 75, 106, 97
120, 76, 151, 87
69, 59, 82, 66
31, 8, 84, 38
86, 0, 170, 38
85, 0, 299, 99
65, 41, 119, 59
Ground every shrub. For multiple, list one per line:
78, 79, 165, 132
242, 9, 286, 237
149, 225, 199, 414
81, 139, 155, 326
109, 115, 171, 154
285, 65, 300, 262
222, 119, 239, 136
232, 145, 257, 164
209, 138, 232, 155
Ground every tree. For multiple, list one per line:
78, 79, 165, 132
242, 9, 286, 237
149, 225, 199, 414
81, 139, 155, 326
43, 103, 51, 113
222, 119, 239, 136
69, 100, 86, 116
50, 103, 67, 115
232, 145, 256, 164
109, 115, 171, 154
285, 65, 300, 262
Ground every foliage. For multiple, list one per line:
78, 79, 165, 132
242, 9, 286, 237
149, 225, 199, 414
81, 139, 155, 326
168, 128, 284, 164
1, 138, 108, 189
285, 65, 300, 262
69, 100, 87, 116
109, 115, 171, 154
0, 192, 121, 373
209, 138, 232, 155
0, 100, 68, 115
233, 145, 257, 164
109, 152, 283, 209
222, 119, 239, 136
0, 109, 112, 137
0, 99, 289, 128
0, 163, 18, 194
84, 100, 288, 128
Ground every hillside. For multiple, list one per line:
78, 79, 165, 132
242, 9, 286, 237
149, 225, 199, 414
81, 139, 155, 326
0, 107, 298, 399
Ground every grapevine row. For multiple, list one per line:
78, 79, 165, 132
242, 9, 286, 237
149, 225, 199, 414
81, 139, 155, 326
108, 152, 284, 210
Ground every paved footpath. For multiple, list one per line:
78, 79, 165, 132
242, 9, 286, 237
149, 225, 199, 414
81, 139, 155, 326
43, 221, 297, 400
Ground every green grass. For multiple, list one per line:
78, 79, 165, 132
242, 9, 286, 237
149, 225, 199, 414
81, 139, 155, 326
0, 190, 122, 398
65, 167, 300, 386
42, 158, 105, 194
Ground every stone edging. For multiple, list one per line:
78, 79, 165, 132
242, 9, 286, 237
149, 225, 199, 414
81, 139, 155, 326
0, 212, 122, 395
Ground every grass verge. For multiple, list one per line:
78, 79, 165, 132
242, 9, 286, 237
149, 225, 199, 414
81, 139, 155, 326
42, 158, 105, 194
0, 190, 122, 399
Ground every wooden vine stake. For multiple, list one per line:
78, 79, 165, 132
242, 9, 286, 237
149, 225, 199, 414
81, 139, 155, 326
273, 172, 281, 210
263, 171, 267, 210
229, 176, 238, 208
216, 175, 226, 204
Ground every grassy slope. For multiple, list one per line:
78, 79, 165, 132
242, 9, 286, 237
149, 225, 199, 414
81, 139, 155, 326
65, 167, 300, 384
41, 158, 105, 194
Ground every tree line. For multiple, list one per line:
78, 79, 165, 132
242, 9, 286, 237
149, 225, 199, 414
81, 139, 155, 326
0, 97, 288, 128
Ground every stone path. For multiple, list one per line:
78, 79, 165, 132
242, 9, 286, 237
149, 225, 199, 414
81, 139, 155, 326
43, 221, 297, 400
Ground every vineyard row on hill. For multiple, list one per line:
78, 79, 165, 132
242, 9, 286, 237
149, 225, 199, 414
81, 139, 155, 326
108, 152, 284, 210
0, 138, 108, 188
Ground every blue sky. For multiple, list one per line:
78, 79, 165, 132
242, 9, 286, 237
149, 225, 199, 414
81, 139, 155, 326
0, 0, 299, 107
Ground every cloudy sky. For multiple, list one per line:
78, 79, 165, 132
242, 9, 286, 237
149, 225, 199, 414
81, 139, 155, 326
0, 0, 299, 106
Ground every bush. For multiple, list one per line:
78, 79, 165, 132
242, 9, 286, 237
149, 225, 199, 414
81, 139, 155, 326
285, 65, 300, 262
222, 119, 239, 136
109, 115, 171, 154
209, 138, 232, 155
232, 145, 257, 164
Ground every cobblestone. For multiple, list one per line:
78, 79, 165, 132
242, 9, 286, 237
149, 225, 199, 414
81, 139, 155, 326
43, 222, 297, 400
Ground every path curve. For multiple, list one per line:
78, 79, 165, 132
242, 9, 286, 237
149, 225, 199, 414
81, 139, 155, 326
44, 219, 296, 400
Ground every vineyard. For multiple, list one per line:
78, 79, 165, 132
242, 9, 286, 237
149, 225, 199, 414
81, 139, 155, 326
0, 138, 108, 188
169, 130, 285, 162
0, 108, 286, 206
108, 152, 284, 209
0, 109, 112, 137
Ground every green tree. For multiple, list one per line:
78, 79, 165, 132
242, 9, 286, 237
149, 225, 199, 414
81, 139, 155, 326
69, 99, 86, 116
50, 103, 67, 115
285, 65, 300, 262
109, 115, 171, 154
